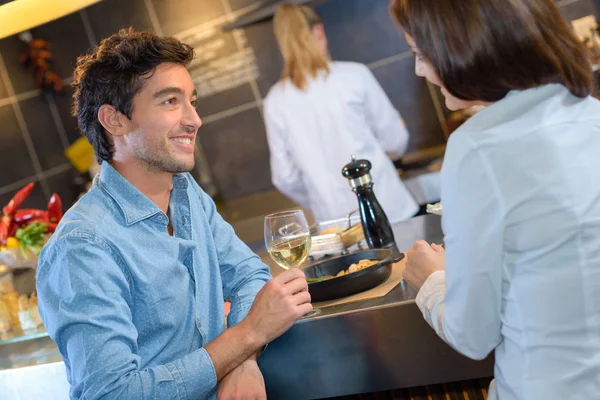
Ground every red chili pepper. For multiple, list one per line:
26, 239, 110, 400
2, 182, 35, 216
8, 220, 19, 239
0, 215, 11, 245
47, 193, 63, 223
13, 209, 47, 225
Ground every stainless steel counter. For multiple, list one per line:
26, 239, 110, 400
258, 215, 494, 399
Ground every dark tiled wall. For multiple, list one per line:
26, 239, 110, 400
0, 0, 597, 206
591, 0, 600, 16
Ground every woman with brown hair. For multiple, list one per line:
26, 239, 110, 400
394, 0, 600, 399
263, 3, 419, 224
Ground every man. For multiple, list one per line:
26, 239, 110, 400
36, 28, 312, 400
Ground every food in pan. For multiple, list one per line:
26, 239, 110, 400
306, 259, 379, 283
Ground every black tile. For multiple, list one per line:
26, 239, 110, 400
317, 0, 409, 65
196, 83, 256, 117
559, 0, 597, 22
31, 12, 93, 83
53, 86, 82, 145
243, 19, 282, 97
0, 35, 38, 94
20, 93, 69, 170
152, 0, 226, 36
0, 180, 47, 212
45, 167, 88, 210
198, 107, 272, 200
0, 104, 36, 187
370, 57, 446, 152
87, 0, 154, 42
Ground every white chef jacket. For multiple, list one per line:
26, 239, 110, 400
263, 61, 419, 223
416, 84, 600, 400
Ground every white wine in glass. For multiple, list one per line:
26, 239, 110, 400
264, 210, 311, 270
268, 234, 311, 269
264, 210, 319, 318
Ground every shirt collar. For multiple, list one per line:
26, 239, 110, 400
95, 161, 188, 226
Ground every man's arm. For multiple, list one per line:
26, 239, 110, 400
191, 176, 272, 329
192, 181, 311, 378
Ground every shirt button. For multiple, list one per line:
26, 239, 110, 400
181, 216, 186, 225
157, 216, 163, 221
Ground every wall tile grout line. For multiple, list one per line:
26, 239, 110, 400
0, 174, 40, 196
15, 89, 41, 102
79, 9, 98, 49
0, 52, 50, 199
46, 92, 71, 149
2, 76, 76, 104
0, 96, 14, 107
42, 163, 72, 179
0, 163, 72, 196
201, 100, 259, 124
367, 50, 413, 70
557, 0, 580, 7
143, 0, 164, 36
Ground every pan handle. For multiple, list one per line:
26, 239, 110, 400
379, 247, 404, 266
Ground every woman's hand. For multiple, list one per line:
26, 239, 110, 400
404, 240, 445, 290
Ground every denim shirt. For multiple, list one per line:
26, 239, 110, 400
37, 162, 271, 399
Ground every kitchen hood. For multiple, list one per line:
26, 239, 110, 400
223, 0, 324, 31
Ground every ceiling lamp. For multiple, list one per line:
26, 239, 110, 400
0, 0, 103, 40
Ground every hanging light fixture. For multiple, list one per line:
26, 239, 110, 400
0, 0, 103, 40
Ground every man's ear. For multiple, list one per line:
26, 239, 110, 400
98, 105, 128, 138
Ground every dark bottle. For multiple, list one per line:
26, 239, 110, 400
342, 155, 396, 249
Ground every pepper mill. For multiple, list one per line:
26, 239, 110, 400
342, 155, 396, 249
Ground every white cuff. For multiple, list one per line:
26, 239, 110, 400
415, 270, 446, 310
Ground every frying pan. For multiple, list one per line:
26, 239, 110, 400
304, 248, 404, 302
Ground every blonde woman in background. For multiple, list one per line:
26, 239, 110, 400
264, 3, 419, 223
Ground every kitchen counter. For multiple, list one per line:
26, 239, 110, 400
258, 214, 494, 399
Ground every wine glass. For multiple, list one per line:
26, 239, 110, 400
264, 210, 319, 318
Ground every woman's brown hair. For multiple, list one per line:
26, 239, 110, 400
390, 0, 594, 101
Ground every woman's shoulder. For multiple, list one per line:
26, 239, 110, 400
264, 81, 287, 106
